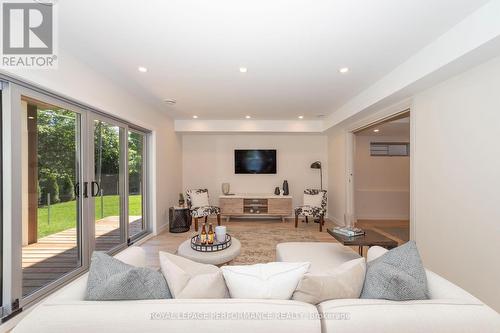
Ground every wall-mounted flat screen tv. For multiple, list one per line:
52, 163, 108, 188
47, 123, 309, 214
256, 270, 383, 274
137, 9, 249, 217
235, 149, 277, 174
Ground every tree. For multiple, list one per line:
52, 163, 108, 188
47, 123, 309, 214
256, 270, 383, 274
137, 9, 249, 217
59, 174, 75, 202
40, 173, 60, 205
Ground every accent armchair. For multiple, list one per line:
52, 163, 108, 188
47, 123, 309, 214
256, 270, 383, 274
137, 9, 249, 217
294, 189, 327, 232
185, 189, 221, 231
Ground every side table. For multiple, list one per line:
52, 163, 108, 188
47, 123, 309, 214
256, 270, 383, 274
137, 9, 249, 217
169, 206, 191, 233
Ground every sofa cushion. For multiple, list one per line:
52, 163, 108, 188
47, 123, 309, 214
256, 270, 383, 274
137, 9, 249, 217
276, 242, 360, 274
222, 262, 310, 299
159, 251, 228, 298
12, 299, 322, 333
85, 252, 171, 301
361, 241, 428, 300
317, 298, 500, 333
292, 257, 366, 304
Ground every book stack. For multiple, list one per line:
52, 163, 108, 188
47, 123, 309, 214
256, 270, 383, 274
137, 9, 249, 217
332, 226, 365, 237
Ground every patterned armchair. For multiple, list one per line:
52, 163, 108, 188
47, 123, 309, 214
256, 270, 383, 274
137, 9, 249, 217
185, 189, 221, 231
294, 189, 327, 232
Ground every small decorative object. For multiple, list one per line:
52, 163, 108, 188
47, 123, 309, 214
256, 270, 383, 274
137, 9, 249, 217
282, 180, 289, 196
215, 225, 226, 242
221, 182, 230, 195
274, 187, 281, 195
191, 233, 232, 252
178, 193, 185, 207
310, 161, 323, 190
344, 213, 356, 228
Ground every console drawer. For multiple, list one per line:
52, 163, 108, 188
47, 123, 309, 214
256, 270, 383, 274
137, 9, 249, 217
268, 198, 292, 215
220, 198, 243, 214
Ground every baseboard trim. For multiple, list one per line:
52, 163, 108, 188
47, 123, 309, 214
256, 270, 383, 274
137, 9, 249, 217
356, 216, 409, 221
155, 223, 169, 235
328, 215, 344, 226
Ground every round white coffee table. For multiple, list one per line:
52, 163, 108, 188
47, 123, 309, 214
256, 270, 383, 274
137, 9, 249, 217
177, 237, 241, 265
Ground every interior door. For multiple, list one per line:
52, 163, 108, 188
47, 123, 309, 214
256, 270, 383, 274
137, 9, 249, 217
89, 116, 128, 253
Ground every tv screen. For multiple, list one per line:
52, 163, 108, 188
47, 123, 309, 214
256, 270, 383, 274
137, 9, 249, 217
235, 150, 277, 174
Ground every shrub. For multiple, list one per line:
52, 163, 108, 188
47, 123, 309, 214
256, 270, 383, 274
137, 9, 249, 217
59, 174, 75, 202
40, 174, 60, 205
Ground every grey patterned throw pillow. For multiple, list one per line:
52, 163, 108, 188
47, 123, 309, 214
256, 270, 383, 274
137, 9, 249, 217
361, 241, 429, 301
86, 251, 171, 300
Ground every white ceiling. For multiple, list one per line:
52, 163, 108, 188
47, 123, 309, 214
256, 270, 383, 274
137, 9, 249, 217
356, 117, 410, 137
58, 0, 489, 120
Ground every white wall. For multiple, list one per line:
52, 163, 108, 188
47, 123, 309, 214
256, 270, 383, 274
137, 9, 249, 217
413, 55, 500, 312
326, 127, 346, 224
354, 135, 409, 220
182, 134, 327, 211
2, 50, 182, 233
327, 55, 500, 311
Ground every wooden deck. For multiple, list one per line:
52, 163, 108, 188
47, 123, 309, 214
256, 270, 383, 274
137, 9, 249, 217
22, 216, 142, 296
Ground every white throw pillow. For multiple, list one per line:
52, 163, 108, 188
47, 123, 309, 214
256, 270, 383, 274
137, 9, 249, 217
303, 193, 323, 207
292, 257, 366, 304
159, 251, 228, 298
189, 191, 210, 207
221, 262, 310, 299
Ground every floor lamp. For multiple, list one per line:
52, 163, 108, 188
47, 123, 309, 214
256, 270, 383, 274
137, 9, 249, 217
310, 161, 322, 190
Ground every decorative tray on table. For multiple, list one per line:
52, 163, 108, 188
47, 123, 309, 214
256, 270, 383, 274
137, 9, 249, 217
191, 234, 232, 252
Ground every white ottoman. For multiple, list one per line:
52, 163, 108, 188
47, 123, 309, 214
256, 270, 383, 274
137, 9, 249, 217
276, 242, 360, 274
177, 237, 241, 265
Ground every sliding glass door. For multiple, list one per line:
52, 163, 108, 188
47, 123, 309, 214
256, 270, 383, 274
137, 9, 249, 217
128, 130, 146, 240
2, 82, 150, 311
91, 118, 127, 253
18, 94, 85, 304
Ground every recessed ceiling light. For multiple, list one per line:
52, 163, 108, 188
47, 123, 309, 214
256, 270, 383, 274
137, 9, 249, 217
339, 67, 349, 74
298, 115, 304, 119
138, 66, 148, 73
192, 115, 198, 119
373, 129, 380, 133
239, 67, 248, 73
245, 115, 251, 119
164, 99, 176, 105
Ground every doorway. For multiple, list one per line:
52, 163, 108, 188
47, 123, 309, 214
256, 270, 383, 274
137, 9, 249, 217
349, 111, 410, 244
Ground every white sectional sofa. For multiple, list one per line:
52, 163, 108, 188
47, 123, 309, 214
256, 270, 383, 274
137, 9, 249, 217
277, 242, 500, 333
12, 244, 500, 333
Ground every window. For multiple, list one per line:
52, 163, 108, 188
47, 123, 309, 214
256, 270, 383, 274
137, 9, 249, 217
0, 81, 151, 314
370, 142, 409, 156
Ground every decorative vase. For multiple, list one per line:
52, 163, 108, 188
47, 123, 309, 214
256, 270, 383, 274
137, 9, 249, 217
221, 183, 230, 195
282, 180, 289, 195
178, 193, 185, 207
274, 187, 280, 195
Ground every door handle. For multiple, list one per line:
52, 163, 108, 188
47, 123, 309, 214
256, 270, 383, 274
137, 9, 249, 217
91, 181, 101, 197
74, 183, 80, 198
83, 182, 89, 198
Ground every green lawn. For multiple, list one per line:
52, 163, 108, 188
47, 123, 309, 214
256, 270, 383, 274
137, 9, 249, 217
37, 195, 142, 238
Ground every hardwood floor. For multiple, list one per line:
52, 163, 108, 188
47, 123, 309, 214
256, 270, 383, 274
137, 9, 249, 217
139, 217, 410, 269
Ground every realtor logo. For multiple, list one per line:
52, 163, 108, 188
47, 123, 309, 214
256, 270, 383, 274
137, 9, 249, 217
1, 0, 57, 68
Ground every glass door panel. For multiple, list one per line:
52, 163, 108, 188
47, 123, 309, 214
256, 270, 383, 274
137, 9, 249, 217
128, 131, 145, 239
20, 96, 82, 297
93, 119, 125, 252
